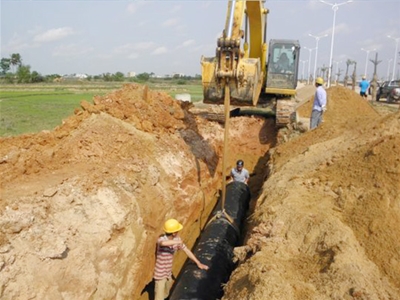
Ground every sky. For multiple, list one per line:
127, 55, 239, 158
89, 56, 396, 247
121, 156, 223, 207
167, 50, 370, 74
1, 0, 399, 80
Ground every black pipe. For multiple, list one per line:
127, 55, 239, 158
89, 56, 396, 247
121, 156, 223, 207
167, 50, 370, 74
169, 181, 250, 300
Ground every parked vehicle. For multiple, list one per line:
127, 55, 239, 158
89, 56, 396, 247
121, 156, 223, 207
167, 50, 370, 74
387, 87, 400, 103
376, 80, 400, 102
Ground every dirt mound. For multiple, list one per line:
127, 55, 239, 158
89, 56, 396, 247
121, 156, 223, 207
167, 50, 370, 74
2, 83, 399, 299
223, 86, 400, 299
0, 84, 274, 299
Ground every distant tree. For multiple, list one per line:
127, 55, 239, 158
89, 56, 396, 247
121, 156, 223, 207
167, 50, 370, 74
31, 71, 44, 83
0, 58, 11, 75
320, 65, 328, 82
4, 73, 14, 83
136, 72, 150, 82
102, 72, 113, 82
113, 72, 125, 82
45, 74, 62, 82
10, 53, 22, 72
344, 59, 353, 87
16, 65, 31, 83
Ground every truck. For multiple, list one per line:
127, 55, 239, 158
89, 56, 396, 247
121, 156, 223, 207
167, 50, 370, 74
201, 0, 300, 127
376, 80, 400, 103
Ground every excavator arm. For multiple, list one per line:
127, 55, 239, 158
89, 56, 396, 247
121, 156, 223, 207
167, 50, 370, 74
201, 0, 268, 106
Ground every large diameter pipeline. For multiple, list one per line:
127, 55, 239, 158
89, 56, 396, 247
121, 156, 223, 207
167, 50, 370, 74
169, 181, 250, 300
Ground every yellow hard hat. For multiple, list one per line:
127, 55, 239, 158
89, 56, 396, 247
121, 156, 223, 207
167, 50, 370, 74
362, 75, 366, 79
315, 77, 324, 85
163, 219, 183, 233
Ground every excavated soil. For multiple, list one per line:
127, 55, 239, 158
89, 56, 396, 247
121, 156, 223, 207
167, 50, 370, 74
0, 84, 399, 299
0, 83, 274, 299
223, 87, 400, 299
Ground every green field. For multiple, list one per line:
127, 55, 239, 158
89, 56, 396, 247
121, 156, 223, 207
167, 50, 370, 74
0, 81, 203, 137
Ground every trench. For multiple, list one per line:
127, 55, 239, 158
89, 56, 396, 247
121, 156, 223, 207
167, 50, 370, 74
169, 181, 251, 300
171, 122, 275, 299
139, 113, 276, 300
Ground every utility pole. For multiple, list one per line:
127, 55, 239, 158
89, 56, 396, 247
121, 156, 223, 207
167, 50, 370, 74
370, 52, 382, 101
351, 61, 357, 91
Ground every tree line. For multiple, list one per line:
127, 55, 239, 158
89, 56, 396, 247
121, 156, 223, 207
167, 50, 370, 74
0, 53, 200, 84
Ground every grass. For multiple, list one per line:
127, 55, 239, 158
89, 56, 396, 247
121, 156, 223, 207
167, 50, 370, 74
0, 90, 101, 136
0, 80, 203, 137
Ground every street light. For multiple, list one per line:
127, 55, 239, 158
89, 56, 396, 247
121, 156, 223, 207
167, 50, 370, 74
320, 0, 353, 87
361, 47, 376, 78
309, 33, 328, 84
300, 60, 308, 82
387, 35, 400, 81
387, 58, 393, 80
303, 46, 315, 84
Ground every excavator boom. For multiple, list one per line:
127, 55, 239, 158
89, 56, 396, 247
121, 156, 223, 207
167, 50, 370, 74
201, 0, 300, 127
201, 0, 267, 106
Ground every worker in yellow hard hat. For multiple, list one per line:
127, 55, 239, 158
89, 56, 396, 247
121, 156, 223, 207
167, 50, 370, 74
310, 77, 327, 130
153, 219, 208, 300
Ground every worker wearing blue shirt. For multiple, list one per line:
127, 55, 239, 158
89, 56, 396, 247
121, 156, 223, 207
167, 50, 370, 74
310, 77, 327, 130
359, 75, 369, 99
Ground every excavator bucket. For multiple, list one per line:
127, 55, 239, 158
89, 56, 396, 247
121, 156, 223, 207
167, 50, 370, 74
201, 56, 262, 107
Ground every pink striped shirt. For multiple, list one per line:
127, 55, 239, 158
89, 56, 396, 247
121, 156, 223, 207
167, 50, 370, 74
153, 235, 186, 280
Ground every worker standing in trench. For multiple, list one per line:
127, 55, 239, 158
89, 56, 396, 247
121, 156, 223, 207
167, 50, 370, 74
230, 159, 249, 185
153, 219, 209, 300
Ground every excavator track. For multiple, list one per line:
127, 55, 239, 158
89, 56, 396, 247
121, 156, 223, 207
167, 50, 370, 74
275, 99, 296, 128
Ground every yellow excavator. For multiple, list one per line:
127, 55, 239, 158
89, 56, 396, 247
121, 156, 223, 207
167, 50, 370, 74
201, 0, 300, 127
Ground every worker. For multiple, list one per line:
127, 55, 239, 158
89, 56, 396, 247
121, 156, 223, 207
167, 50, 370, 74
153, 219, 209, 300
359, 75, 369, 99
230, 160, 249, 184
276, 52, 291, 73
310, 77, 327, 130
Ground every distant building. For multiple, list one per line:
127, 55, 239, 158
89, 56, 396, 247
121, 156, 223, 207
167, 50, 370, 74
75, 73, 88, 79
172, 73, 185, 78
127, 71, 136, 78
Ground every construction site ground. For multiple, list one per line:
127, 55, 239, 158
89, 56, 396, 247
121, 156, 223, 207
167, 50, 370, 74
0, 83, 399, 299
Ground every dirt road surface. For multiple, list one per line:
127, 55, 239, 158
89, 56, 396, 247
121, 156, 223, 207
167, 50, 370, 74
0, 84, 399, 299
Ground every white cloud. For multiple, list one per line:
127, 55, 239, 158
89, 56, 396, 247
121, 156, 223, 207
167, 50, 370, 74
320, 22, 350, 36
162, 18, 179, 27
201, 2, 212, 9
34, 27, 75, 43
169, 5, 182, 14
126, 2, 147, 14
96, 54, 113, 59
52, 44, 94, 57
114, 42, 156, 54
2, 33, 31, 52
127, 3, 138, 14
128, 53, 139, 59
134, 42, 156, 51
152, 47, 168, 55
177, 39, 195, 49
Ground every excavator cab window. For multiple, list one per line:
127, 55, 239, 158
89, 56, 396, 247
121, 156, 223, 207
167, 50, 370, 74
266, 40, 300, 90
271, 44, 295, 74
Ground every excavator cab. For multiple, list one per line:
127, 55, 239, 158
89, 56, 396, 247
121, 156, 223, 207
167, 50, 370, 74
265, 39, 300, 96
